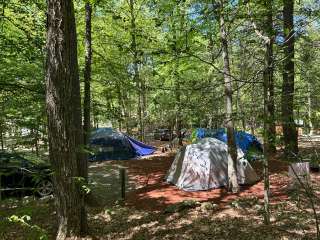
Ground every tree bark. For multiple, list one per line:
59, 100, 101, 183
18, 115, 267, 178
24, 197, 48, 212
34, 128, 39, 156
0, 108, 3, 151
308, 81, 313, 135
281, 0, 298, 156
0, 117, 4, 151
218, 0, 239, 193
262, 0, 274, 224
0, 125, 4, 151
46, 0, 87, 238
82, 1, 92, 182
266, 19, 276, 154
83, 2, 92, 149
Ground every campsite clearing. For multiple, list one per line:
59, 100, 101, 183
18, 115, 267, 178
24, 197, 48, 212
88, 137, 319, 212
1, 137, 319, 240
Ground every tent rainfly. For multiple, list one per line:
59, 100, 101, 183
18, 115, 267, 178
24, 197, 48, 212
89, 128, 156, 161
166, 138, 259, 191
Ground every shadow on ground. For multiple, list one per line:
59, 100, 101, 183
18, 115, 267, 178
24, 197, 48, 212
88, 201, 316, 240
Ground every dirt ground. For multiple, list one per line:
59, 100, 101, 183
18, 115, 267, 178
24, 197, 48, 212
88, 136, 320, 211
83, 136, 320, 240
1, 137, 320, 239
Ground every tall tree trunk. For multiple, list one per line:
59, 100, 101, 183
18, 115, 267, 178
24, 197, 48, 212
92, 101, 99, 129
116, 85, 128, 132
0, 107, 4, 151
247, 0, 276, 154
0, 124, 4, 151
238, 41, 246, 131
282, 0, 298, 156
266, 14, 276, 154
173, 32, 182, 145
262, 0, 274, 224
268, 67, 276, 153
34, 128, 39, 156
129, 0, 144, 141
46, 0, 87, 238
250, 82, 256, 135
308, 81, 313, 135
83, 2, 92, 148
141, 77, 147, 136
175, 73, 183, 145
247, 0, 276, 223
123, 91, 131, 135
218, 0, 239, 193
235, 78, 246, 130
208, 32, 216, 128
82, 1, 92, 182
174, 1, 186, 146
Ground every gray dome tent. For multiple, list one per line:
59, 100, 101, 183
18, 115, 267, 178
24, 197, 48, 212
166, 138, 259, 191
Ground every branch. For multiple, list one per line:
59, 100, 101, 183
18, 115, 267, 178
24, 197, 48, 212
246, 1, 270, 44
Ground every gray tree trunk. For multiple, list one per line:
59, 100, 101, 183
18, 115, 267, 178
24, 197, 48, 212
262, 0, 274, 224
45, 0, 87, 238
219, 0, 239, 193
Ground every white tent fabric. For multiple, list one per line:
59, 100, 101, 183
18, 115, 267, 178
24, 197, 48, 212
166, 138, 259, 191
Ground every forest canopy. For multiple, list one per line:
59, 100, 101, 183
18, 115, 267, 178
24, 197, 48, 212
1, 0, 319, 148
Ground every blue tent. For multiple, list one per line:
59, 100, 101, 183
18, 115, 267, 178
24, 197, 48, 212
89, 128, 156, 161
195, 128, 225, 139
194, 128, 262, 154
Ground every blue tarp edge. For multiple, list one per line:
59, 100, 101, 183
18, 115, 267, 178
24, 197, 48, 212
125, 134, 156, 156
195, 128, 262, 153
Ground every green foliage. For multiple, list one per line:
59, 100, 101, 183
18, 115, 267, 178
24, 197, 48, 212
0, 0, 319, 149
0, 0, 46, 151
73, 176, 92, 195
6, 215, 48, 240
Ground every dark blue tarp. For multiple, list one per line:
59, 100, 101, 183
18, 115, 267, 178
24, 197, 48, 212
89, 128, 156, 161
195, 128, 262, 153
125, 135, 156, 156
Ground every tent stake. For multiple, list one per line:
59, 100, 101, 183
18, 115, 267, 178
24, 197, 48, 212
120, 168, 126, 200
